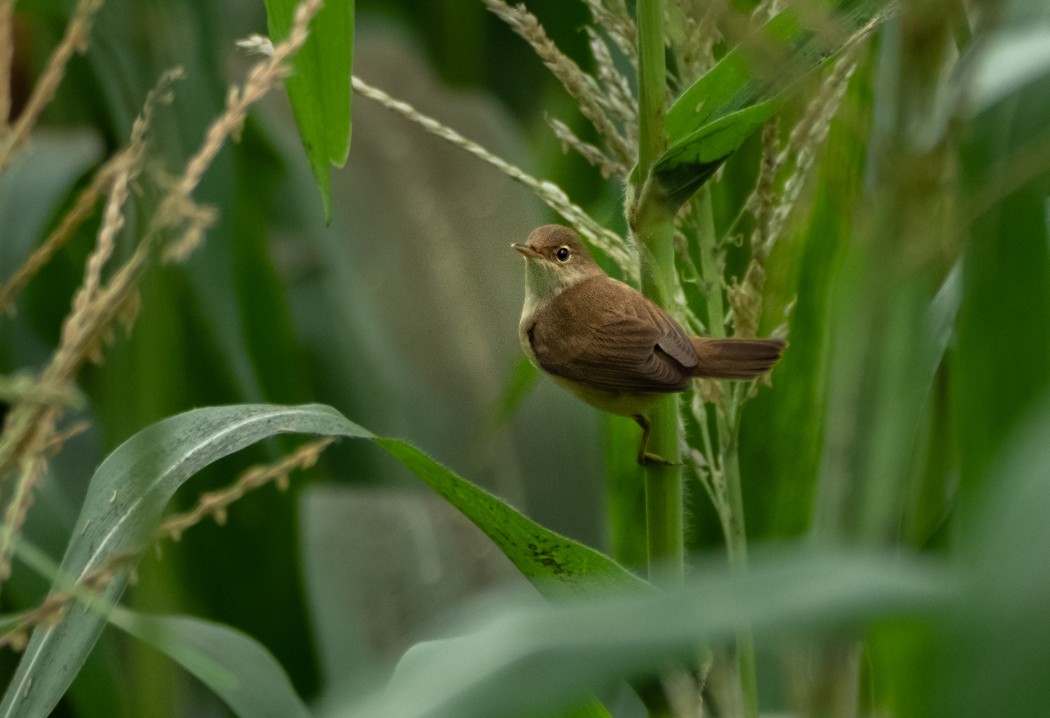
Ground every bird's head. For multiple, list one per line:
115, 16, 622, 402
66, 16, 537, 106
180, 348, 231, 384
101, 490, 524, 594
512, 224, 603, 302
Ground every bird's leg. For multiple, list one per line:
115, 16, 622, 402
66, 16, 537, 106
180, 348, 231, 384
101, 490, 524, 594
632, 414, 679, 466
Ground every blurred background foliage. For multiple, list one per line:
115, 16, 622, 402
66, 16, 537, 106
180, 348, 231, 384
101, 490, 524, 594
1, 0, 1050, 716
1, 1, 619, 714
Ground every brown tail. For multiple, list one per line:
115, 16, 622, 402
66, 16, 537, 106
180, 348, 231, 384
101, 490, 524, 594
690, 337, 786, 379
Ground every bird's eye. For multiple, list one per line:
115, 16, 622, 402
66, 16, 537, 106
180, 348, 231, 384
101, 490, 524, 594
555, 246, 571, 262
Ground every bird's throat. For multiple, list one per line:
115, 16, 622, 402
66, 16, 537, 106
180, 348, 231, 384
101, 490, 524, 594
523, 262, 565, 303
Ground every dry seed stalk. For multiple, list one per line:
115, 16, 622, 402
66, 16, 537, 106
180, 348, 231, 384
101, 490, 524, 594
765, 52, 859, 250
482, 0, 633, 165
0, 438, 333, 651
162, 0, 321, 262
728, 118, 780, 339
351, 74, 639, 279
158, 438, 334, 540
581, 0, 637, 62
728, 51, 859, 339
0, 99, 156, 582
585, 27, 636, 129
0, 550, 138, 651
546, 115, 626, 179
665, 0, 716, 86
0, 0, 323, 588
1, 161, 116, 315
2, 64, 180, 319
0, 0, 105, 173
0, 0, 14, 128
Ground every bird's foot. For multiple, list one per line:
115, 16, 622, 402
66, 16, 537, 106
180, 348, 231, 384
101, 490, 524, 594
632, 414, 683, 467
638, 451, 682, 467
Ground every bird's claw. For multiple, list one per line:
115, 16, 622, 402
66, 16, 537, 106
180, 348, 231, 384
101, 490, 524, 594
638, 451, 682, 467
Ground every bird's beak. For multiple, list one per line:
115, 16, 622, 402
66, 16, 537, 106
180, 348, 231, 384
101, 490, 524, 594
511, 242, 541, 259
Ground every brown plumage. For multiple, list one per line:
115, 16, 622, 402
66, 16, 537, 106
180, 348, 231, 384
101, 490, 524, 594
691, 336, 787, 379
514, 224, 786, 463
526, 275, 784, 394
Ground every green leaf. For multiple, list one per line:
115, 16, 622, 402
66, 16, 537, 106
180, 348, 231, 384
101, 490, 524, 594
299, 486, 530, 698
664, 0, 884, 142
297, 487, 615, 716
374, 438, 646, 598
664, 101, 781, 165
0, 404, 358, 718
603, 415, 646, 570
108, 608, 310, 718
554, 698, 613, 718
263, 0, 354, 222
231, 120, 314, 406
0, 131, 102, 299
342, 550, 946, 718
941, 391, 1050, 718
0, 404, 640, 716
653, 101, 778, 207
953, 51, 1050, 505
735, 65, 869, 539
964, 28, 1050, 114
654, 0, 891, 206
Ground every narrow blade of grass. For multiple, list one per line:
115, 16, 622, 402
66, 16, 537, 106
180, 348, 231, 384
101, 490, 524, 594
263, 0, 354, 221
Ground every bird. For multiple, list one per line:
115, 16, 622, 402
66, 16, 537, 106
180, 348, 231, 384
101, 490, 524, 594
513, 224, 785, 465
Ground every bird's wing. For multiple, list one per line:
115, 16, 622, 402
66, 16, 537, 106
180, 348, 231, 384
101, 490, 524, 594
527, 277, 696, 394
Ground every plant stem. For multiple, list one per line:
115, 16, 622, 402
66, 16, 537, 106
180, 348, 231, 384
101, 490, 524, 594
636, 0, 666, 177
643, 398, 683, 579
695, 188, 724, 340
632, 0, 684, 583
695, 189, 760, 718
725, 430, 759, 718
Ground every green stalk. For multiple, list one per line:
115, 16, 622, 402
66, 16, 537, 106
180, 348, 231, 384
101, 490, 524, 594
633, 0, 757, 709
695, 189, 759, 718
725, 430, 759, 718
632, 0, 684, 582
636, 0, 666, 177
642, 396, 683, 579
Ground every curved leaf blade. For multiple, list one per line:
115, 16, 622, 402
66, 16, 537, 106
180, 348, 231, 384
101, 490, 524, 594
263, 0, 355, 221
665, 0, 887, 141
343, 551, 947, 718
109, 608, 310, 718
0, 404, 362, 718
1, 403, 639, 716
655, 0, 891, 206
375, 439, 646, 597
653, 100, 779, 206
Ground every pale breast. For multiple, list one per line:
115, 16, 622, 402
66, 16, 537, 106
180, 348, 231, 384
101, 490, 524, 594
518, 298, 541, 367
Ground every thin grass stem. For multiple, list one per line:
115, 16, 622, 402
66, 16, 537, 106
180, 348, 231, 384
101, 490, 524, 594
0, 0, 104, 174
351, 75, 638, 279
632, 0, 685, 586
695, 186, 760, 718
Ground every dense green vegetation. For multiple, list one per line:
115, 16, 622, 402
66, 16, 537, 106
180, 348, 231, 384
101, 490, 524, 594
1, 0, 1049, 716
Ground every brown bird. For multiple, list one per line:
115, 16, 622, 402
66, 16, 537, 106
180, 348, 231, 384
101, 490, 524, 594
513, 224, 785, 465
